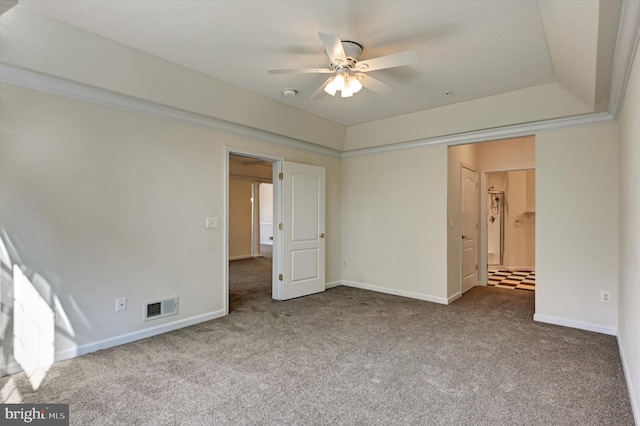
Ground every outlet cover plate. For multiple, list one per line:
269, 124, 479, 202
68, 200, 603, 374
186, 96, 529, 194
116, 297, 127, 312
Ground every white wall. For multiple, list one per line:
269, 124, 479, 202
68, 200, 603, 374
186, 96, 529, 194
341, 146, 448, 303
0, 83, 342, 373
477, 136, 536, 171
229, 179, 253, 260
345, 83, 590, 150
535, 123, 618, 334
504, 170, 536, 270
259, 183, 274, 245
617, 40, 640, 424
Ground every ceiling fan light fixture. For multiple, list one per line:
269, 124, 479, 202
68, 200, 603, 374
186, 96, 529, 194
341, 81, 353, 97
348, 76, 363, 94
324, 77, 338, 96
269, 32, 420, 100
333, 73, 346, 91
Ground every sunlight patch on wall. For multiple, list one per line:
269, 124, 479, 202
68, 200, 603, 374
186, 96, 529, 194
0, 377, 22, 403
13, 265, 54, 390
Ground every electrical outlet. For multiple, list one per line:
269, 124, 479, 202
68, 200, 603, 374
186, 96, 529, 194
115, 297, 127, 312
600, 291, 611, 304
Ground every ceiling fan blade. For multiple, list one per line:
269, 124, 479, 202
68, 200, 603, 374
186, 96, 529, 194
355, 50, 420, 72
311, 77, 334, 99
268, 68, 334, 74
360, 74, 393, 95
318, 32, 348, 66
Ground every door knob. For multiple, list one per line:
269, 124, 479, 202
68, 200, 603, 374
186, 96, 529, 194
462, 235, 467, 239
320, 233, 325, 238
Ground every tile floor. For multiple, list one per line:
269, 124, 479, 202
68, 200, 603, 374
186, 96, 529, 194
487, 269, 535, 291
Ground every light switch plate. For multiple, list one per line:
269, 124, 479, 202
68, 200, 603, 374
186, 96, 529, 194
205, 217, 219, 229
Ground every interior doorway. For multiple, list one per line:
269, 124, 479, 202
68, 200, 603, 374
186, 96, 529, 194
485, 169, 536, 291
448, 135, 535, 300
226, 152, 327, 311
228, 152, 276, 313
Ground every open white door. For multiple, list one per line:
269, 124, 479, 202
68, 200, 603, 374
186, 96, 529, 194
275, 161, 326, 300
461, 165, 479, 294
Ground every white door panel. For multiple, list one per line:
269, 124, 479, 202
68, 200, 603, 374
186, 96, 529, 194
277, 161, 326, 300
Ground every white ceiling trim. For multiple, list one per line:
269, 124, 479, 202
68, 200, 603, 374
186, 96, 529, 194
341, 112, 614, 158
609, 0, 640, 118
0, 63, 342, 158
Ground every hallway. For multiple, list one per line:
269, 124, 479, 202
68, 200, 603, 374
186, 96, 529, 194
229, 245, 272, 312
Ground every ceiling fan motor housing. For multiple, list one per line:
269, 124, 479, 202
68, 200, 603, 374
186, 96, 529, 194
330, 40, 363, 69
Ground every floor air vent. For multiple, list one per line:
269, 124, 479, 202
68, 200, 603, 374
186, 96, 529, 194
144, 297, 178, 321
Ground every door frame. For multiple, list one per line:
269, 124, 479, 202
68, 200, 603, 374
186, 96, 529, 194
225, 147, 283, 315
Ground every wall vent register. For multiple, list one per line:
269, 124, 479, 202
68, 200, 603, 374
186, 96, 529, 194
144, 296, 178, 321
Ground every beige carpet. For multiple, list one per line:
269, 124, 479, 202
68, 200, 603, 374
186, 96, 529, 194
0, 257, 633, 425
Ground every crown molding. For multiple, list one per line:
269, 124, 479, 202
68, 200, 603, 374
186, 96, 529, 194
341, 112, 615, 157
0, 63, 342, 158
609, 0, 640, 119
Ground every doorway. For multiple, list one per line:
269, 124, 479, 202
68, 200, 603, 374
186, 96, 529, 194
225, 150, 327, 313
485, 169, 536, 291
228, 152, 276, 313
448, 135, 535, 300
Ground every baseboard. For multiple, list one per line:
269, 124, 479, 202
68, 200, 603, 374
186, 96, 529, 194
618, 334, 640, 425
341, 280, 448, 305
325, 281, 341, 289
1, 309, 226, 377
229, 255, 252, 261
533, 313, 617, 336
448, 291, 462, 304
496, 266, 536, 272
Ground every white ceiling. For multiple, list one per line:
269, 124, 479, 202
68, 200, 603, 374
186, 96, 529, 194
17, 0, 621, 126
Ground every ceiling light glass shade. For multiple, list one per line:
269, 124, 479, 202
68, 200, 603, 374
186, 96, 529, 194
349, 76, 363, 93
324, 71, 361, 97
341, 80, 353, 97
333, 73, 345, 91
324, 77, 337, 96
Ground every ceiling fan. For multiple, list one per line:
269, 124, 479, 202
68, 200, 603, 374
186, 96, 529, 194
268, 32, 420, 99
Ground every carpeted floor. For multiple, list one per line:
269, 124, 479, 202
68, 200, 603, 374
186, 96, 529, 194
1, 253, 633, 425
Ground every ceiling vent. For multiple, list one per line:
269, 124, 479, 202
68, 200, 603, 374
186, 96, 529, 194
144, 296, 178, 321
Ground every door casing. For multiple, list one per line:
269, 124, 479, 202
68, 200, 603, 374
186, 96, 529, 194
460, 164, 479, 294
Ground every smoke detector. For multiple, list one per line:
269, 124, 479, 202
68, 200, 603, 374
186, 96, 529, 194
283, 88, 297, 97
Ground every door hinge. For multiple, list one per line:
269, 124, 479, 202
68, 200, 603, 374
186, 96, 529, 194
279, 172, 284, 180
279, 223, 284, 230
278, 273, 283, 281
